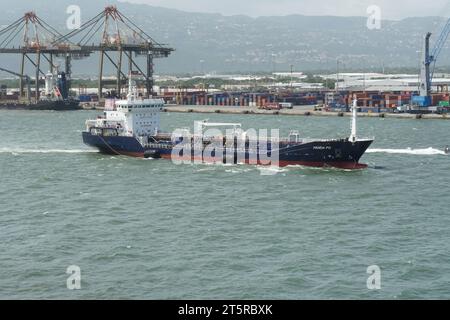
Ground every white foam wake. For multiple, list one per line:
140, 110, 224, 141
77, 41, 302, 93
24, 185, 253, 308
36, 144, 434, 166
257, 166, 288, 175
367, 147, 446, 155
0, 148, 97, 154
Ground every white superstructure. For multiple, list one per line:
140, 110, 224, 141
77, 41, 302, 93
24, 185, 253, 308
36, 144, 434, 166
86, 76, 164, 137
44, 72, 54, 96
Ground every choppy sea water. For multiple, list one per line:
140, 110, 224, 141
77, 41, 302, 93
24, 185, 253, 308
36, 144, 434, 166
0, 110, 449, 300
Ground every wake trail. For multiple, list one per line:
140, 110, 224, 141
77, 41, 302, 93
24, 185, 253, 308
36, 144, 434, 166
0, 148, 97, 154
367, 147, 446, 156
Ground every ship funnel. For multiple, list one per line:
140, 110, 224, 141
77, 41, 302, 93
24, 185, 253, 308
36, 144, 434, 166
350, 97, 357, 143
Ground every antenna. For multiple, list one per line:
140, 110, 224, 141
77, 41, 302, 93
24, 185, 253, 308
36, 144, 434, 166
127, 72, 138, 101
350, 96, 357, 143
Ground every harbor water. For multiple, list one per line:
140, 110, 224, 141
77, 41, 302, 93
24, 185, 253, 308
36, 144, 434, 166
0, 110, 449, 299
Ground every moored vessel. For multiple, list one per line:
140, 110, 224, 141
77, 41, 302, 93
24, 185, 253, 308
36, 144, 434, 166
0, 71, 81, 111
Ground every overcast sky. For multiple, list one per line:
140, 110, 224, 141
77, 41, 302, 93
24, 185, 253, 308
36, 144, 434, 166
121, 0, 450, 19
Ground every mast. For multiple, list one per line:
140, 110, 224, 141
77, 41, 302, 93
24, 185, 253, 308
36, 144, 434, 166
127, 73, 137, 101
350, 97, 357, 143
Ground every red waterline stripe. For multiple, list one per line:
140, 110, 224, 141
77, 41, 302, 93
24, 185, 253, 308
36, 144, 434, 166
162, 155, 367, 170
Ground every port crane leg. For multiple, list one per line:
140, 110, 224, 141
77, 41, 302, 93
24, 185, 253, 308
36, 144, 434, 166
146, 53, 153, 98
19, 53, 25, 98
65, 54, 72, 94
98, 50, 104, 98
128, 50, 133, 73
117, 49, 122, 96
41, 53, 55, 74
49, 53, 53, 74
104, 51, 128, 96
35, 51, 40, 102
124, 50, 148, 94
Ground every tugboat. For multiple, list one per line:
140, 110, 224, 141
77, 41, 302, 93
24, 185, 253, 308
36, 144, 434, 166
83, 75, 374, 169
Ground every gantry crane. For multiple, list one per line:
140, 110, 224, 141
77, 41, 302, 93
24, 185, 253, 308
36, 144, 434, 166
0, 7, 174, 100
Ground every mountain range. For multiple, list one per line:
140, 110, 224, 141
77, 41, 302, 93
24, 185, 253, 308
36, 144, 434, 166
0, 0, 450, 75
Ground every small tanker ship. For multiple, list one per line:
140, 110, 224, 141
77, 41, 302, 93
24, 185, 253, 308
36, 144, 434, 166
83, 76, 373, 169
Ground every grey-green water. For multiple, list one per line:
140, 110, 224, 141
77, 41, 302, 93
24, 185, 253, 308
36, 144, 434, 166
0, 110, 449, 300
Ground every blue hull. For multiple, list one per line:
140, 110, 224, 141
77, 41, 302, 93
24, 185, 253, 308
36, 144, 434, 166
83, 132, 373, 169
82, 132, 145, 156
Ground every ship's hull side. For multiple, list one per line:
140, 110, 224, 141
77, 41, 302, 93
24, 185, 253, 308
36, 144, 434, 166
278, 140, 373, 169
0, 100, 81, 111
83, 132, 373, 169
160, 140, 373, 169
82, 132, 145, 156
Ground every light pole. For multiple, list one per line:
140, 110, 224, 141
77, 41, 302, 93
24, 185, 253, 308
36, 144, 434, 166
271, 53, 277, 74
363, 71, 366, 92
200, 59, 205, 75
362, 58, 367, 92
336, 59, 340, 92
290, 64, 294, 90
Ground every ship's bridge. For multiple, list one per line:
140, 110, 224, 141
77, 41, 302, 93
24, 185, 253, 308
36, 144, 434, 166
112, 98, 164, 137
116, 99, 165, 111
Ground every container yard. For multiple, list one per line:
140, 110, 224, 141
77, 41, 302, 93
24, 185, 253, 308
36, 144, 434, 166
155, 87, 450, 117
162, 104, 450, 120
159, 89, 324, 108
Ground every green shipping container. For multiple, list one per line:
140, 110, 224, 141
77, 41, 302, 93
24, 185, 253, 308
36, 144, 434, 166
439, 101, 450, 107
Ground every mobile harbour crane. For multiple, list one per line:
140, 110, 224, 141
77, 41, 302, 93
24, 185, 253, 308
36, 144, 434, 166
413, 17, 450, 108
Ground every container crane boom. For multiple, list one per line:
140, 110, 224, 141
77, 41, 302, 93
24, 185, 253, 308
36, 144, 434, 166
430, 18, 450, 81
